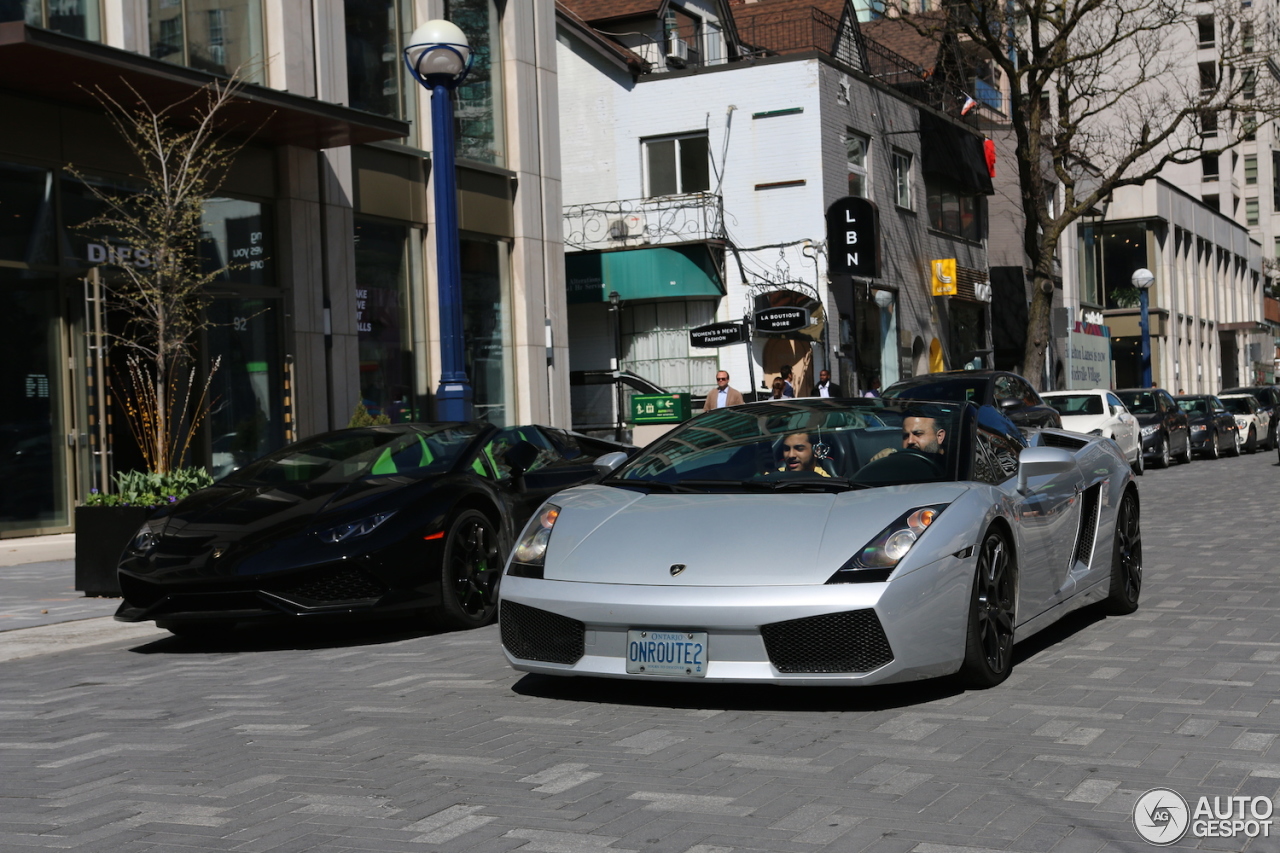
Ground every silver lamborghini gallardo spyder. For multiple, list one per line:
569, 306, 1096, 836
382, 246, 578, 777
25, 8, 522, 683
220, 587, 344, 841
499, 398, 1141, 688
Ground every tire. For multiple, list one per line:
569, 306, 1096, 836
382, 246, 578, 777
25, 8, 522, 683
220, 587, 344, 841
1103, 489, 1142, 615
1176, 434, 1193, 465
1131, 445, 1144, 476
1153, 436, 1171, 469
958, 527, 1016, 689
437, 509, 502, 630
1204, 432, 1219, 460
1227, 428, 1242, 457
1246, 427, 1258, 454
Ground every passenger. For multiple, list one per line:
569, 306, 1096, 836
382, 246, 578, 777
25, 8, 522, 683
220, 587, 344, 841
774, 432, 831, 477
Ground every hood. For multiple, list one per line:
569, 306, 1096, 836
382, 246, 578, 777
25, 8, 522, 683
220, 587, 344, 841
1056, 413, 1111, 435
542, 482, 972, 586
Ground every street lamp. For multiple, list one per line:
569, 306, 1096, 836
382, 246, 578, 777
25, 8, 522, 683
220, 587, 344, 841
404, 20, 474, 421
1132, 267, 1155, 388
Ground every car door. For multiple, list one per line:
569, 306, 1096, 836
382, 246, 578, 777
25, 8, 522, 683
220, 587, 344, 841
1106, 392, 1138, 457
1157, 390, 1189, 455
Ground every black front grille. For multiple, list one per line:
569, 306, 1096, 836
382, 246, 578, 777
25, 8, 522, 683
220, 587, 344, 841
500, 601, 585, 664
269, 566, 386, 604
761, 609, 893, 673
1073, 483, 1101, 567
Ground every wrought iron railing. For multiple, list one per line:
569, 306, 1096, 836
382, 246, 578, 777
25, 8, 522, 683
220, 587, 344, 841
862, 37, 1004, 117
563, 193, 725, 252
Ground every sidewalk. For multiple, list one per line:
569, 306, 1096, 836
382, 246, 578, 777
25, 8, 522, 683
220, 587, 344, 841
0, 533, 165, 652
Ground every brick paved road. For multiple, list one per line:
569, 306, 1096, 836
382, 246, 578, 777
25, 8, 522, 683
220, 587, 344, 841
2, 452, 1279, 852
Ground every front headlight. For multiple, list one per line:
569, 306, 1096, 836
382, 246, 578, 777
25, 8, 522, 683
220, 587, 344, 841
827, 504, 948, 583
1140, 425, 1158, 437
130, 521, 164, 554
509, 504, 560, 578
1087, 428, 1104, 436
1191, 424, 1207, 433
1236, 417, 1248, 428
320, 511, 396, 544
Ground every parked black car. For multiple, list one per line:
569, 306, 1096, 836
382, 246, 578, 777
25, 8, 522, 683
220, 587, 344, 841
1115, 387, 1191, 468
114, 423, 634, 638
1221, 385, 1280, 450
1175, 394, 1240, 459
881, 370, 1063, 429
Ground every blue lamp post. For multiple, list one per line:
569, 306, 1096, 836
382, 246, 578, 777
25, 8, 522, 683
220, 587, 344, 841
405, 20, 474, 422
1132, 267, 1155, 388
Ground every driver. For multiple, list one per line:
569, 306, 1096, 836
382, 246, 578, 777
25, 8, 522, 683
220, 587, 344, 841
870, 412, 946, 461
774, 432, 832, 477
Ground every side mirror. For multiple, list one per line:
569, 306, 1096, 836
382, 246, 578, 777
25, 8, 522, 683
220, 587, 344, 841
1017, 446, 1077, 495
503, 440, 540, 478
998, 397, 1021, 410
593, 450, 629, 476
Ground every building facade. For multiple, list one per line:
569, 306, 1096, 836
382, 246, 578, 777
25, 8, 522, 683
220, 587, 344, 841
0, 1, 567, 538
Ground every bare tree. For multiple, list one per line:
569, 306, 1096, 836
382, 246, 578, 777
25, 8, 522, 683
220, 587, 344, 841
72, 79, 247, 473
900, 0, 1273, 386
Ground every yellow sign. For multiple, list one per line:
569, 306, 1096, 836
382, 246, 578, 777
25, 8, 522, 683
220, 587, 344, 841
930, 258, 957, 296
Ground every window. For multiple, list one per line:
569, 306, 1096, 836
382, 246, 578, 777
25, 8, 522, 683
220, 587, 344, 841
1244, 69, 1257, 100
1274, 236, 1280, 258
1247, 197, 1259, 226
1203, 193, 1219, 210
1197, 15, 1215, 45
9, 0, 101, 39
644, 134, 710, 196
447, 0, 506, 165
1202, 153, 1220, 181
1244, 113, 1258, 140
1243, 21, 1255, 52
892, 150, 912, 208
1199, 61, 1217, 91
846, 131, 869, 198
148, 0, 264, 81
1245, 154, 1258, 184
347, 0, 412, 118
1200, 109, 1219, 138
926, 180, 984, 240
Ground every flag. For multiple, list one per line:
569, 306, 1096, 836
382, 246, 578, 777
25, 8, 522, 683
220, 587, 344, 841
961, 95, 978, 115
984, 138, 997, 177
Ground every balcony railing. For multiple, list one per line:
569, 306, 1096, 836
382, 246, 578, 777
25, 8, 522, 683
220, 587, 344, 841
863, 37, 1004, 117
563, 193, 725, 252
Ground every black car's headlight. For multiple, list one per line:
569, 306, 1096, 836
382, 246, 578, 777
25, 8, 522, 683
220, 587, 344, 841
1190, 424, 1207, 433
1140, 425, 1158, 436
508, 504, 560, 579
130, 520, 165, 554
320, 511, 396, 544
826, 504, 948, 584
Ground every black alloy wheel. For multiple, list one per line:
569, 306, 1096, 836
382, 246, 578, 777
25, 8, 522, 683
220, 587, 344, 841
1104, 489, 1142, 615
1205, 431, 1219, 460
437, 509, 502, 630
959, 528, 1016, 688
1246, 426, 1258, 454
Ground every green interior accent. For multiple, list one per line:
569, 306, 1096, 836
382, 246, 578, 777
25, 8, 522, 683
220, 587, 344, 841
371, 448, 397, 475
417, 435, 434, 467
243, 361, 268, 373
566, 245, 725, 304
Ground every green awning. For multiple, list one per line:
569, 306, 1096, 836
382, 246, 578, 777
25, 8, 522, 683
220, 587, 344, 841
566, 245, 725, 304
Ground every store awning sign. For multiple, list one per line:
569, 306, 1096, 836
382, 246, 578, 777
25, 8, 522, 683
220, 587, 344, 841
690, 321, 746, 348
754, 306, 810, 333
825, 196, 880, 278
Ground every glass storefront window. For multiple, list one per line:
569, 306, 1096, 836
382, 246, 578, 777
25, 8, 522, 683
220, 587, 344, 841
200, 198, 273, 286
460, 234, 512, 425
147, 0, 265, 82
2, 0, 101, 40
0, 163, 56, 267
205, 297, 283, 478
1100, 223, 1151, 309
447, 0, 505, 166
355, 217, 423, 423
0, 269, 68, 532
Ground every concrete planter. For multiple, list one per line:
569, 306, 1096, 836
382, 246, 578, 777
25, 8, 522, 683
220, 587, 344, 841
74, 505, 152, 597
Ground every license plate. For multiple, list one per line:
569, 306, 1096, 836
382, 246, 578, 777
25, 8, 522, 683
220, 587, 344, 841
625, 629, 708, 677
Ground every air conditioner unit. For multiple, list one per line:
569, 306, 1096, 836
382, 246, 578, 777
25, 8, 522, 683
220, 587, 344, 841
607, 214, 646, 241
667, 38, 689, 63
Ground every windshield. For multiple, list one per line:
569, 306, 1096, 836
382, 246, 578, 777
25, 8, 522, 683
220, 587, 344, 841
1221, 397, 1254, 414
882, 377, 990, 405
1176, 398, 1210, 415
222, 425, 480, 486
1118, 391, 1157, 414
609, 399, 964, 490
1044, 394, 1104, 416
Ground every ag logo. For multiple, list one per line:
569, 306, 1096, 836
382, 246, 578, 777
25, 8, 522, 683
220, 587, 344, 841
1133, 787, 1189, 845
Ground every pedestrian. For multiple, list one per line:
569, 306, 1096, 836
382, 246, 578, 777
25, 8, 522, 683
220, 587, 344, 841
814, 369, 842, 398
779, 365, 796, 398
768, 378, 786, 399
703, 370, 745, 411
863, 377, 881, 398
